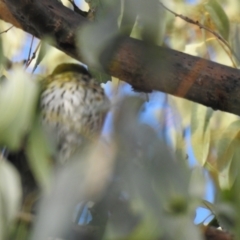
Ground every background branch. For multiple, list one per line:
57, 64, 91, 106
1, 0, 240, 116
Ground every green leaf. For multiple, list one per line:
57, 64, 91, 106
0, 157, 22, 239
165, 97, 187, 162
0, 68, 39, 150
191, 104, 214, 165
189, 167, 206, 199
137, 0, 166, 45
107, 97, 202, 240
216, 120, 240, 169
32, 40, 49, 73
216, 120, 240, 188
0, 36, 5, 71
119, 0, 138, 36
230, 23, 240, 66
227, 142, 240, 188
204, 0, 230, 40
78, 2, 119, 69
26, 118, 52, 191
203, 200, 235, 231
88, 67, 111, 83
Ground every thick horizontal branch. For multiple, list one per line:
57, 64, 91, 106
203, 226, 233, 240
1, 0, 88, 58
2, 0, 240, 116
102, 37, 240, 116
0, 1, 20, 27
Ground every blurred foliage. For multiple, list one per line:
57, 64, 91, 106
1, 0, 240, 240
204, 0, 230, 40
0, 67, 39, 150
0, 157, 22, 240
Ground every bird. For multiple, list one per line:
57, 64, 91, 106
40, 63, 110, 164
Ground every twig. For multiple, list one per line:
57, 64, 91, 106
159, 2, 240, 65
0, 25, 13, 34
26, 41, 41, 68
27, 36, 35, 64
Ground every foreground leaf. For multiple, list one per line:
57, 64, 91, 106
0, 68, 39, 150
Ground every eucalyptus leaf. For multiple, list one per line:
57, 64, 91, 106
230, 23, 240, 66
137, 0, 165, 44
78, 2, 120, 69
0, 68, 39, 150
0, 157, 22, 239
26, 118, 52, 191
189, 167, 206, 199
32, 140, 114, 240
109, 97, 199, 239
191, 104, 213, 166
32, 39, 51, 73
216, 120, 240, 174
88, 67, 111, 83
227, 143, 240, 188
204, 0, 230, 40
119, 0, 138, 36
203, 200, 235, 231
215, 120, 240, 199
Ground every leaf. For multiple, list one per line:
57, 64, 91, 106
0, 157, 22, 240
189, 167, 206, 199
191, 104, 214, 165
203, 200, 235, 231
32, 40, 49, 73
168, 95, 192, 127
227, 142, 240, 188
119, 0, 138, 36
78, 1, 120, 69
108, 97, 202, 240
230, 23, 240, 66
166, 96, 188, 162
216, 120, 240, 188
184, 42, 207, 56
88, 67, 111, 83
31, 140, 115, 240
204, 0, 230, 40
137, 0, 166, 45
26, 118, 52, 191
0, 37, 9, 70
0, 68, 39, 150
216, 120, 240, 170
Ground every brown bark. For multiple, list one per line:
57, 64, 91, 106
1, 0, 240, 116
0, 1, 21, 28
203, 226, 233, 240
102, 37, 240, 115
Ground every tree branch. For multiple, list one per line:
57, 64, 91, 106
1, 0, 240, 117
0, 1, 21, 27
101, 37, 240, 116
1, 0, 88, 58
203, 226, 233, 240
